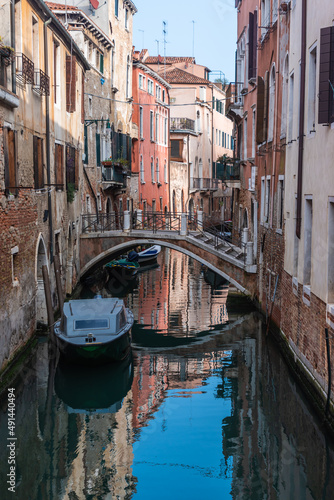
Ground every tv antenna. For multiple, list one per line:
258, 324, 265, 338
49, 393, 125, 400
163, 20, 168, 78
192, 20, 196, 59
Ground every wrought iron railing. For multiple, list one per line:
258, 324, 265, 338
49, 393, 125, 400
102, 165, 125, 184
216, 163, 240, 182
16, 53, 34, 85
132, 211, 182, 232
82, 213, 124, 233
33, 68, 50, 96
190, 177, 219, 190
170, 117, 195, 132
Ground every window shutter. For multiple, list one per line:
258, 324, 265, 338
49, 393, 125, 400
55, 144, 64, 189
66, 54, 76, 113
248, 13, 254, 79
84, 125, 88, 164
263, 71, 269, 141
256, 76, 265, 143
319, 26, 334, 124
96, 133, 101, 165
253, 11, 258, 78
81, 71, 85, 124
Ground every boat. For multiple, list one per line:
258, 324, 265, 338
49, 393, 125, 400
105, 258, 140, 276
54, 297, 134, 364
137, 245, 161, 264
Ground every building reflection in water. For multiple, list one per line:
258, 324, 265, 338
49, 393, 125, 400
0, 250, 334, 498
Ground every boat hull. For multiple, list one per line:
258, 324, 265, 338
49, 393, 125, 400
54, 311, 133, 365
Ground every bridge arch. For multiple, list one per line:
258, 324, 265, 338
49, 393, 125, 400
79, 238, 250, 295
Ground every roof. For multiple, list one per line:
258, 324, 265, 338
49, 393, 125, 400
160, 67, 211, 85
46, 2, 112, 49
145, 56, 196, 65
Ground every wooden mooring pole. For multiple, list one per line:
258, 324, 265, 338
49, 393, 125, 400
54, 254, 64, 330
42, 265, 54, 336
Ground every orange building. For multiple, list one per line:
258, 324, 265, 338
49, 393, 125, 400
131, 52, 171, 213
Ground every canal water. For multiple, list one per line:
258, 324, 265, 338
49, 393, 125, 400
1, 248, 334, 499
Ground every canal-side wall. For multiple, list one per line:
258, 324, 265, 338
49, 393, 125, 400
280, 269, 334, 419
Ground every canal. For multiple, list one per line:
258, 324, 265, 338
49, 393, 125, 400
0, 248, 334, 499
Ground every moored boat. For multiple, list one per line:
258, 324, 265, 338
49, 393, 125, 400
130, 245, 161, 264
54, 297, 134, 364
105, 258, 140, 276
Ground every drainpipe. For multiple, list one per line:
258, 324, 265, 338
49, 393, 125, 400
211, 84, 214, 214
187, 132, 190, 213
44, 18, 53, 262
11, 0, 16, 94
296, 0, 307, 239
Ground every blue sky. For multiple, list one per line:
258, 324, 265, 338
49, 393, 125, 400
132, 0, 237, 83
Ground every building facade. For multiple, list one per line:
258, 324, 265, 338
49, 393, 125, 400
0, 0, 89, 370
131, 56, 170, 214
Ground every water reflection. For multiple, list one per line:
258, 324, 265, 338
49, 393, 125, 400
0, 250, 334, 499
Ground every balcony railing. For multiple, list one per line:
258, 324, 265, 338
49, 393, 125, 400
102, 165, 125, 186
33, 68, 50, 96
190, 177, 218, 190
170, 117, 195, 132
16, 53, 34, 85
216, 163, 240, 182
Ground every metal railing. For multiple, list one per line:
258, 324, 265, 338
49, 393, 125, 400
216, 163, 240, 182
131, 211, 182, 232
170, 117, 195, 132
190, 177, 219, 190
16, 53, 34, 85
102, 166, 125, 184
33, 68, 50, 96
82, 213, 124, 233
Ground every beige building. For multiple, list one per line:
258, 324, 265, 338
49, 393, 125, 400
282, 1, 334, 398
0, 0, 89, 370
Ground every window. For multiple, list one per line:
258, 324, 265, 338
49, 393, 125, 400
162, 89, 165, 102
140, 106, 143, 139
97, 193, 102, 211
96, 132, 101, 166
100, 53, 104, 74
3, 128, 18, 196
155, 113, 159, 142
115, 0, 119, 17
252, 108, 256, 157
148, 79, 154, 95
111, 46, 115, 86
265, 176, 270, 222
55, 143, 64, 190
125, 7, 129, 29
261, 177, 265, 222
164, 117, 167, 145
308, 46, 317, 132
288, 72, 294, 142
66, 54, 76, 113
207, 113, 210, 136
150, 111, 154, 141
277, 176, 284, 230
200, 86, 206, 102
156, 158, 159, 183
66, 145, 78, 190
54, 41, 60, 104
219, 130, 221, 146
164, 160, 168, 183
160, 197, 163, 211
281, 55, 289, 136
268, 65, 275, 142
244, 116, 248, 159
32, 16, 39, 66
139, 74, 145, 89
140, 155, 144, 183
170, 140, 183, 160
11, 246, 19, 285
216, 129, 218, 145
197, 111, 201, 133
33, 136, 44, 189
151, 157, 155, 182
303, 197, 313, 285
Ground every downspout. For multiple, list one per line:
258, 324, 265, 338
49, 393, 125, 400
211, 84, 214, 214
187, 132, 190, 213
296, 0, 307, 238
44, 18, 53, 261
11, 0, 16, 94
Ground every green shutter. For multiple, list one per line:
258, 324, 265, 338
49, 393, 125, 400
84, 125, 88, 164
96, 133, 101, 166
100, 54, 104, 74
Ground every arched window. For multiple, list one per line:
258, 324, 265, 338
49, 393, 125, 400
268, 64, 276, 142
281, 55, 289, 136
156, 158, 160, 183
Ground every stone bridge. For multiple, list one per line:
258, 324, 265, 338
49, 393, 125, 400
79, 212, 257, 296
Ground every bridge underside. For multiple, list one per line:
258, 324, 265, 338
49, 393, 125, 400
79, 232, 257, 296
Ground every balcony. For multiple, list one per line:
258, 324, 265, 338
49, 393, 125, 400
101, 164, 126, 189
190, 177, 218, 191
170, 117, 195, 132
33, 68, 50, 96
216, 162, 240, 183
0, 43, 15, 67
16, 53, 34, 85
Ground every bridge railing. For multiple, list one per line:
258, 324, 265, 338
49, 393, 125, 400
82, 212, 124, 233
131, 211, 183, 232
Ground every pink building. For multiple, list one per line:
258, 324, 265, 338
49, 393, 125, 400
131, 52, 170, 214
